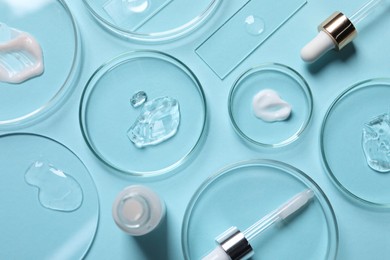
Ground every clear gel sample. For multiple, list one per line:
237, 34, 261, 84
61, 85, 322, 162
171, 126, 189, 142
25, 161, 83, 212
362, 113, 390, 172
253, 89, 292, 122
0, 23, 44, 84
104, 0, 172, 31
196, 0, 307, 79
130, 90, 148, 108
123, 0, 150, 13
128, 96, 180, 148
245, 15, 265, 36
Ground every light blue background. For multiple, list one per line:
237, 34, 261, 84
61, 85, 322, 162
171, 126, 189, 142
4, 0, 390, 259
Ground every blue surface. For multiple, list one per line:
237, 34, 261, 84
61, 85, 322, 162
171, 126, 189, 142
3, 0, 390, 259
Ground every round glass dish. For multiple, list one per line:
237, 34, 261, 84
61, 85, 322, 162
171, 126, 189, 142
0, 133, 99, 259
80, 51, 207, 177
82, 0, 221, 42
0, 0, 80, 129
182, 159, 338, 260
228, 63, 313, 148
321, 79, 390, 207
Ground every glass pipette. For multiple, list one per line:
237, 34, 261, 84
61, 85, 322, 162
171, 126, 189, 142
202, 189, 314, 260
301, 0, 387, 62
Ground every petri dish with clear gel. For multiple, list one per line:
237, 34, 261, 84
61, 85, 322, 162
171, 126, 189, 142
228, 63, 313, 147
182, 159, 338, 260
0, 0, 80, 130
0, 133, 99, 259
80, 51, 207, 177
82, 0, 221, 42
321, 79, 390, 208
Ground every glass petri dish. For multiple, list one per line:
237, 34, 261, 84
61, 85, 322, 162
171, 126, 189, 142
321, 79, 390, 208
228, 63, 313, 148
182, 159, 338, 260
82, 0, 221, 42
80, 51, 207, 177
0, 0, 80, 129
0, 133, 99, 259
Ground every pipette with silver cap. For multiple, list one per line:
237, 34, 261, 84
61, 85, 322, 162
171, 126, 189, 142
301, 0, 388, 62
202, 189, 315, 260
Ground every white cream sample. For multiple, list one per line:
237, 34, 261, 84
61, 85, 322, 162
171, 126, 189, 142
252, 89, 292, 122
0, 23, 44, 84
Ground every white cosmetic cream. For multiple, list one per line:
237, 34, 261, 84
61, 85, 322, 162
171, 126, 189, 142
0, 23, 44, 84
252, 89, 292, 122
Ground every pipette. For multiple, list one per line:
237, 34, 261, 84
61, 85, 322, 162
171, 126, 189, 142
301, 0, 387, 62
202, 189, 314, 260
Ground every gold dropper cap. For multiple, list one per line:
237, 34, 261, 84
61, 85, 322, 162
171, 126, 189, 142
318, 12, 357, 50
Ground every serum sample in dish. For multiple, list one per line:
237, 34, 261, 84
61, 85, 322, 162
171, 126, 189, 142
252, 89, 292, 122
362, 113, 390, 173
25, 161, 83, 212
0, 23, 44, 84
128, 96, 180, 148
130, 90, 148, 108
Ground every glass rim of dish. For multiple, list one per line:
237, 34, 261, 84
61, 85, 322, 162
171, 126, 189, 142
79, 50, 207, 177
320, 77, 390, 208
181, 159, 339, 260
228, 63, 313, 148
82, 0, 221, 43
0, 0, 80, 130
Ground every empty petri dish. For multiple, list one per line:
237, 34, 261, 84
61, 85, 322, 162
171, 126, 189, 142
0, 0, 80, 129
0, 133, 99, 259
83, 0, 221, 42
182, 159, 338, 260
80, 51, 207, 177
321, 79, 390, 208
228, 63, 313, 147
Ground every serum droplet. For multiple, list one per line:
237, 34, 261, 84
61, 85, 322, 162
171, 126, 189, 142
128, 96, 180, 148
362, 113, 390, 173
245, 15, 265, 36
25, 161, 83, 212
130, 91, 148, 108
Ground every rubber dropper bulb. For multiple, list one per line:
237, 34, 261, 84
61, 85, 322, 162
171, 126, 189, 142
300, 31, 336, 62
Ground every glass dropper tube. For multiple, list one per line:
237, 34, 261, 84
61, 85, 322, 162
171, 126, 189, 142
349, 0, 386, 26
202, 190, 315, 260
243, 189, 314, 243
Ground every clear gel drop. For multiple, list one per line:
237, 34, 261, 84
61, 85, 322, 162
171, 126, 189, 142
362, 113, 390, 173
25, 161, 83, 212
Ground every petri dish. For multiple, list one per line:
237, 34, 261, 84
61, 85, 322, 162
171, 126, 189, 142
182, 159, 338, 260
0, 133, 99, 259
82, 0, 221, 42
80, 51, 207, 177
321, 79, 390, 208
0, 0, 80, 129
228, 63, 313, 148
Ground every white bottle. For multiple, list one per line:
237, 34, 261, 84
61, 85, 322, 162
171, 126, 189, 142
112, 185, 165, 236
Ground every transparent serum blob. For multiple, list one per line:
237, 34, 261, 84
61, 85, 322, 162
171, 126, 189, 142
122, 0, 149, 13
245, 15, 265, 36
25, 161, 83, 211
127, 96, 180, 148
362, 113, 390, 173
0, 23, 44, 84
130, 90, 148, 108
252, 89, 292, 122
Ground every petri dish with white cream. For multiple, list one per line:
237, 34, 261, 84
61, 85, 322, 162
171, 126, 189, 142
83, 0, 221, 42
0, 0, 81, 129
228, 63, 313, 147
